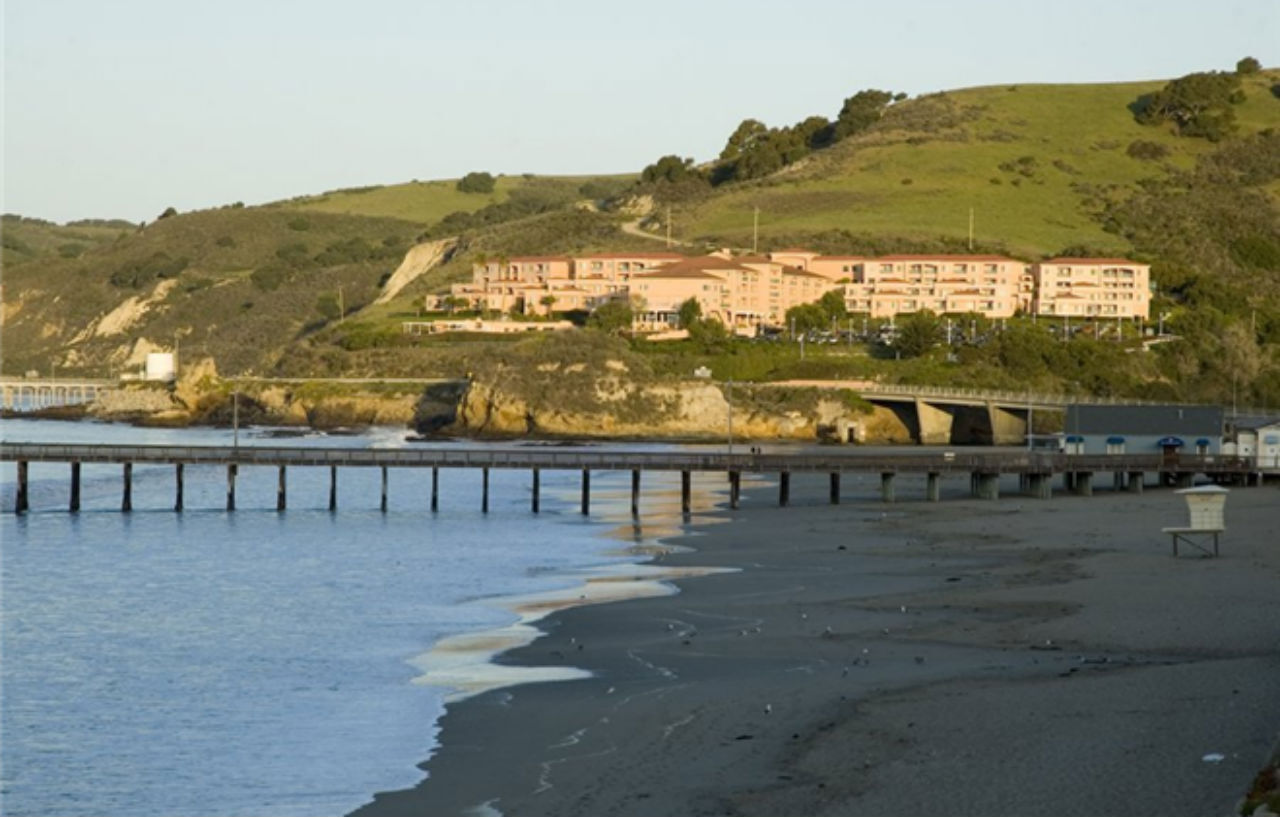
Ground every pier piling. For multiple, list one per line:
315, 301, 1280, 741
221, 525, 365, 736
1072, 471, 1093, 497
975, 472, 1000, 500
779, 471, 790, 507
380, 466, 388, 513
1127, 471, 1144, 493
880, 472, 896, 503
15, 461, 29, 514
175, 464, 184, 511
681, 471, 691, 514
926, 472, 941, 502
482, 467, 490, 513
122, 463, 133, 512
729, 471, 741, 509
829, 472, 840, 505
69, 462, 81, 512
430, 467, 438, 512
631, 469, 640, 516
531, 468, 540, 513
277, 466, 287, 512
329, 466, 337, 511
580, 469, 590, 515
226, 464, 237, 511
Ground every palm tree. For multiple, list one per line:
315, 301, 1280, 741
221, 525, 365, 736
539, 294, 558, 318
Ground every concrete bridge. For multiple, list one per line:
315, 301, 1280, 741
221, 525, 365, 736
772, 381, 1226, 446
0, 378, 115, 411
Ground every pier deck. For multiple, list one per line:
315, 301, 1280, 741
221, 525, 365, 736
2, 442, 1259, 515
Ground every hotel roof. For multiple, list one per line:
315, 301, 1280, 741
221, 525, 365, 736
1042, 257, 1142, 265
875, 254, 1019, 262
487, 255, 571, 263
574, 252, 684, 260
646, 256, 753, 274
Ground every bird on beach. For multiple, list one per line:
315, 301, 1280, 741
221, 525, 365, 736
822, 626, 835, 639
764, 704, 773, 715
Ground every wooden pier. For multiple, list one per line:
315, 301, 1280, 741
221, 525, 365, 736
1, 442, 1260, 515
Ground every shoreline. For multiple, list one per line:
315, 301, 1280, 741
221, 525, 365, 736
351, 472, 1280, 817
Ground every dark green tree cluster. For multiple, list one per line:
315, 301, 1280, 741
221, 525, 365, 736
832, 90, 899, 139
456, 171, 496, 194
673, 296, 729, 348
639, 88, 902, 190
1134, 70, 1246, 141
784, 290, 848, 334
640, 155, 701, 185
1100, 129, 1280, 405
587, 298, 634, 334
893, 310, 943, 358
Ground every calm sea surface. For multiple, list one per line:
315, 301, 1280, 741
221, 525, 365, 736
0, 419, 723, 816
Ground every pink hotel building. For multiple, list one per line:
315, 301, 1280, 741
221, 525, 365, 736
443, 249, 1150, 329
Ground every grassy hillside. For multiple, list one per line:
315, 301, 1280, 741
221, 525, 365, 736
274, 173, 634, 224
671, 71, 1280, 257
2, 206, 422, 376
2, 214, 135, 266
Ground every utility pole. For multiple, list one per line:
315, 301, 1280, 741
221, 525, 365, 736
665, 205, 672, 248
752, 206, 760, 254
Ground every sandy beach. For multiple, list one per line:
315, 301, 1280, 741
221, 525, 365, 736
351, 472, 1280, 817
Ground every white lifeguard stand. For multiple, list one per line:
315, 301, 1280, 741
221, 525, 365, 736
1162, 484, 1228, 557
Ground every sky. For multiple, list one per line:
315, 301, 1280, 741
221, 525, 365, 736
4, 0, 1277, 223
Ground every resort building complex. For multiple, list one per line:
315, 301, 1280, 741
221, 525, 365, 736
436, 248, 1151, 331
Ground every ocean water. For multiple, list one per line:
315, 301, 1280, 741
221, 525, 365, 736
0, 419, 726, 817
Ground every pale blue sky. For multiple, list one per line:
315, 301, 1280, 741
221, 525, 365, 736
4, 0, 1276, 222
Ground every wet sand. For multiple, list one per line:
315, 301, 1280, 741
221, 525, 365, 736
351, 473, 1280, 817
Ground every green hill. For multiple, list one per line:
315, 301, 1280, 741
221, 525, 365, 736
665, 72, 1280, 257
2, 214, 135, 266
3, 66, 1278, 408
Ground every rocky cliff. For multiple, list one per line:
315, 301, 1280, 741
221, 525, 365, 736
81, 360, 904, 443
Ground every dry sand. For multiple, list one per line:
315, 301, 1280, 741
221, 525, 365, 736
351, 473, 1280, 817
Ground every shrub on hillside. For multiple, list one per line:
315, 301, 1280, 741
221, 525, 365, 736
457, 172, 496, 194
1126, 140, 1170, 161
109, 252, 189, 288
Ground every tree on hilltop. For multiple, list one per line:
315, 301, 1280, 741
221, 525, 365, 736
640, 155, 703, 185
719, 119, 769, 161
457, 172, 496, 194
1134, 71, 1246, 141
1236, 56, 1261, 74
833, 89, 896, 140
